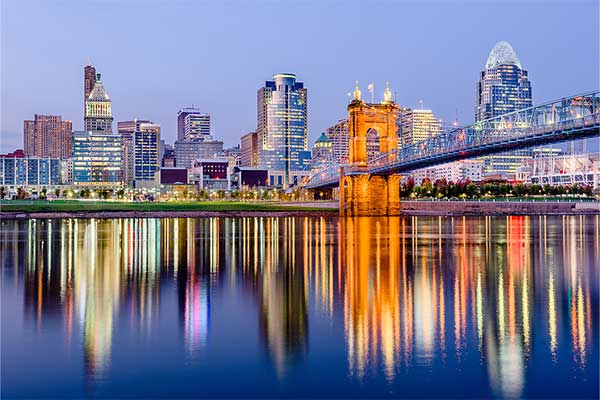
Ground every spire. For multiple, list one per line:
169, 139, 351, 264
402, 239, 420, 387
383, 82, 392, 103
353, 81, 361, 101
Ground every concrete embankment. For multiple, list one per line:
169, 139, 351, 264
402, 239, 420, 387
399, 200, 600, 216
1, 200, 597, 219
0, 209, 338, 220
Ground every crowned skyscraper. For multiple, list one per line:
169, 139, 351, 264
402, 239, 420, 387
476, 41, 533, 177
84, 73, 113, 134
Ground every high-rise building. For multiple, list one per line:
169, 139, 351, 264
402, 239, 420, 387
177, 108, 210, 141
72, 131, 122, 185
84, 74, 113, 134
174, 140, 224, 170
24, 115, 73, 159
118, 119, 151, 185
310, 132, 333, 173
398, 109, 443, 146
326, 119, 350, 165
476, 41, 533, 177
240, 131, 258, 167
256, 73, 311, 186
84, 64, 97, 110
322, 118, 380, 166
134, 123, 160, 182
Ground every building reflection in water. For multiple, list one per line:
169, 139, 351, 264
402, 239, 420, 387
2, 214, 597, 394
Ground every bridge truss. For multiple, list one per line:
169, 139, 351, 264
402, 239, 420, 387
306, 91, 600, 189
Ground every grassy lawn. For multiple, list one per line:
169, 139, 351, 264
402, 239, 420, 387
0, 200, 338, 213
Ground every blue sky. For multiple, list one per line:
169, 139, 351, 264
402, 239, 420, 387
1, 0, 598, 152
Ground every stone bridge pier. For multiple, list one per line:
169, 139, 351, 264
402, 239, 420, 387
340, 174, 401, 216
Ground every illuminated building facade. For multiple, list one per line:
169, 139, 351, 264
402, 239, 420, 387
476, 41, 533, 177
134, 123, 160, 182
0, 155, 60, 188
177, 108, 210, 141
192, 158, 230, 190
256, 73, 311, 186
398, 109, 443, 146
24, 114, 73, 158
240, 131, 258, 167
118, 119, 152, 185
174, 140, 224, 170
84, 74, 113, 134
72, 131, 122, 185
519, 152, 600, 188
326, 118, 350, 164
412, 159, 485, 183
310, 132, 333, 173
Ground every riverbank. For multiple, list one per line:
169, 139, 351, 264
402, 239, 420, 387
0, 200, 339, 219
1, 199, 598, 219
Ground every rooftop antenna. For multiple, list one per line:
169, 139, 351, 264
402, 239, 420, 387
418, 99, 424, 110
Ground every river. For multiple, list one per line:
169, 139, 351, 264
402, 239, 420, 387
1, 215, 598, 398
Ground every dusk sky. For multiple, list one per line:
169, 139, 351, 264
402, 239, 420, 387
1, 0, 598, 152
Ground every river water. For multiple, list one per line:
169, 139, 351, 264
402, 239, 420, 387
1, 216, 598, 398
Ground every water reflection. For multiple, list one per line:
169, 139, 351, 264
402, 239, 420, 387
1, 215, 598, 397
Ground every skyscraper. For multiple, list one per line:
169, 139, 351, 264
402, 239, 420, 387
476, 41, 533, 177
134, 123, 160, 182
24, 114, 73, 158
177, 108, 210, 141
398, 109, 443, 146
118, 119, 152, 185
84, 64, 97, 110
256, 73, 310, 187
84, 74, 113, 134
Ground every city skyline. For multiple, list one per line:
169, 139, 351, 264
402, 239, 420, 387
1, 0, 598, 153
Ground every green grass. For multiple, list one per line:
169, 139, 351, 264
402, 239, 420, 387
0, 200, 338, 213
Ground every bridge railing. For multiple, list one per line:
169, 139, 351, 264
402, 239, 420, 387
370, 91, 600, 170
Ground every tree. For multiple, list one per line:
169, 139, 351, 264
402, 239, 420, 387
0, 186, 6, 200
434, 178, 448, 198
400, 177, 415, 198
40, 187, 48, 200
421, 178, 433, 197
17, 187, 28, 200
54, 188, 61, 197
197, 189, 208, 200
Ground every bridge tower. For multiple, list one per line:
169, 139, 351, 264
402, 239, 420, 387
340, 82, 402, 216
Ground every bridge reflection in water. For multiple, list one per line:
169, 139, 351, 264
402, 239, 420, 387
1, 215, 597, 397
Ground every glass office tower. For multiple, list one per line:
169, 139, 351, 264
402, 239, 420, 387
72, 131, 122, 185
257, 73, 310, 187
134, 123, 160, 182
476, 41, 533, 177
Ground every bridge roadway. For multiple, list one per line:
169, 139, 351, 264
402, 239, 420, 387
306, 91, 600, 190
